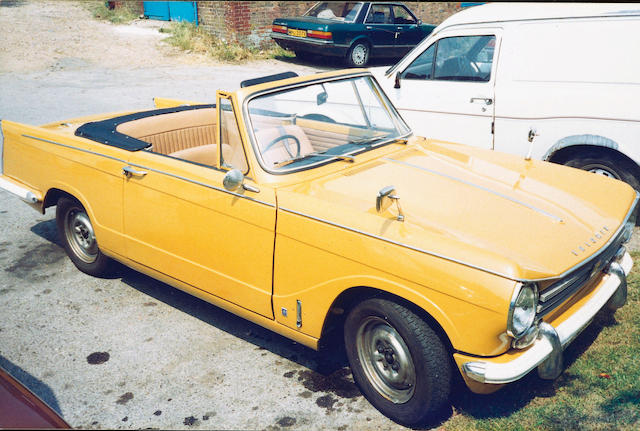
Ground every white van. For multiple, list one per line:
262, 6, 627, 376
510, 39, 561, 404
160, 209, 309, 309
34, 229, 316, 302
375, 3, 640, 190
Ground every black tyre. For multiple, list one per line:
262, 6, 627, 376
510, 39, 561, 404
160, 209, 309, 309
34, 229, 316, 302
346, 41, 369, 67
563, 152, 640, 191
56, 197, 111, 277
344, 298, 451, 426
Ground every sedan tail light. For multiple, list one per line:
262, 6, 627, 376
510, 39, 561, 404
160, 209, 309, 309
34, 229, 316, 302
272, 24, 287, 34
307, 30, 332, 40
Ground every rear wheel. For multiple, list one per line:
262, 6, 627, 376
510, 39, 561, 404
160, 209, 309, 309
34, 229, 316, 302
344, 298, 451, 426
346, 41, 369, 67
56, 197, 111, 277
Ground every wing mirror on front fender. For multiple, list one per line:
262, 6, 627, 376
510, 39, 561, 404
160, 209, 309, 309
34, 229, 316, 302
376, 185, 404, 222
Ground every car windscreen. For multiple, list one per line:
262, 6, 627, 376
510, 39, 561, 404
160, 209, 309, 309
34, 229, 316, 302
304, 2, 362, 22
246, 75, 411, 174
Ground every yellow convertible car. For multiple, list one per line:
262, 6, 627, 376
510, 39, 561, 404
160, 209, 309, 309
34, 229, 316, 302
0, 69, 637, 426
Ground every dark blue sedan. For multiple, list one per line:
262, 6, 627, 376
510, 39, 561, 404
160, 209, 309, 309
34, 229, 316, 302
271, 2, 436, 66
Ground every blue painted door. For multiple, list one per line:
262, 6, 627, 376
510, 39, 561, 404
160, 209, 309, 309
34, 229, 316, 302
169, 1, 197, 24
143, 1, 197, 24
143, 1, 170, 21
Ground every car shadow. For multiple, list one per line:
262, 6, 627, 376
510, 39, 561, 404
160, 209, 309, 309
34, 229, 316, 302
29, 218, 354, 388
0, 354, 65, 417
28, 219, 618, 428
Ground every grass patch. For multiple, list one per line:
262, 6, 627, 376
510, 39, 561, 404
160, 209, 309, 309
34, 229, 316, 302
161, 21, 294, 63
89, 1, 140, 25
443, 251, 640, 430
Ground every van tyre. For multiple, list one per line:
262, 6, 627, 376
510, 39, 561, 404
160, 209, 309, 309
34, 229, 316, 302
347, 41, 370, 67
344, 298, 451, 426
564, 152, 640, 191
57, 197, 111, 277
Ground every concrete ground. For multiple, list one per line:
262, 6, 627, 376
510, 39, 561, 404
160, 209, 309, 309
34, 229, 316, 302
1, 2, 638, 430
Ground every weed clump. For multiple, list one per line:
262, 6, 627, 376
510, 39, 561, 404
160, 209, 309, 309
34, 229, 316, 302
161, 22, 294, 63
90, 1, 140, 25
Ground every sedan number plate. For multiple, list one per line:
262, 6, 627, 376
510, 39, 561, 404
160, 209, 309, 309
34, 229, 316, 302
288, 29, 307, 38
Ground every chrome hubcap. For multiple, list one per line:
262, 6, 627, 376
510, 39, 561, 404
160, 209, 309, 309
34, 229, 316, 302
585, 164, 620, 180
356, 317, 415, 403
352, 45, 367, 65
65, 209, 97, 263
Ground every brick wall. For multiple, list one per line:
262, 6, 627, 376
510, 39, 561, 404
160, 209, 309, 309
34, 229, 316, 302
197, 1, 462, 48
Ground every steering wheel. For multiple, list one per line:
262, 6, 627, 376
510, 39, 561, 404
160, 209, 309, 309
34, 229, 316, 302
263, 134, 301, 159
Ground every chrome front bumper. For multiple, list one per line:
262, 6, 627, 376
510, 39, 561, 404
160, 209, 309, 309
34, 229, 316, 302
463, 252, 632, 384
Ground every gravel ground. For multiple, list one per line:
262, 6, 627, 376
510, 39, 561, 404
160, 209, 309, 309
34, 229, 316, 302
1, 2, 638, 430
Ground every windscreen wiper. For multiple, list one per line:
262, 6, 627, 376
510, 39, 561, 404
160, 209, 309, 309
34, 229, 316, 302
273, 152, 355, 169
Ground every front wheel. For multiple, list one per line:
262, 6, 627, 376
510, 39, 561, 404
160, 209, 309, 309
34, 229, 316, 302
56, 197, 111, 277
346, 42, 369, 67
344, 298, 451, 426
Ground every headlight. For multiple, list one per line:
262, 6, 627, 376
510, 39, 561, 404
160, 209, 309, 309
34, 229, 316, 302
507, 283, 538, 339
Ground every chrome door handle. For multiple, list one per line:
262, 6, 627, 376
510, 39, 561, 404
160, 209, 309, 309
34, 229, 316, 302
470, 97, 493, 105
366, 25, 373, 30
122, 166, 147, 177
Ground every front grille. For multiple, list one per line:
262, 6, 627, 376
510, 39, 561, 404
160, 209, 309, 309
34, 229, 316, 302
537, 230, 625, 318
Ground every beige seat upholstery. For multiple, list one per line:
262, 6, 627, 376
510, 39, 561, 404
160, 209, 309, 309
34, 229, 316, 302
254, 125, 314, 168
116, 108, 250, 172
116, 108, 217, 155
168, 144, 231, 167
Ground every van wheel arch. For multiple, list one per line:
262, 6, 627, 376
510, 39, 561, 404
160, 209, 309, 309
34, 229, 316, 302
548, 145, 640, 191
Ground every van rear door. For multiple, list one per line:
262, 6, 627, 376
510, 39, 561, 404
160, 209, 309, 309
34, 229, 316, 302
385, 28, 501, 150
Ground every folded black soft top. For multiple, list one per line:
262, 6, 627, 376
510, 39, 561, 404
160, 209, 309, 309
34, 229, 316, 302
74, 104, 215, 151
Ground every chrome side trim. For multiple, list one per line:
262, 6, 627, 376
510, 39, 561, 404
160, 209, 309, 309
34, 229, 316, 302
127, 162, 274, 207
23, 134, 128, 163
384, 157, 563, 223
281, 192, 638, 283
463, 265, 626, 384
22, 134, 274, 207
280, 206, 522, 281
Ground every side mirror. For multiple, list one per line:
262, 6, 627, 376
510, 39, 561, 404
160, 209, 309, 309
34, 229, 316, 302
417, 19, 422, 25
223, 169, 244, 192
317, 91, 328, 106
376, 185, 405, 221
394, 71, 401, 89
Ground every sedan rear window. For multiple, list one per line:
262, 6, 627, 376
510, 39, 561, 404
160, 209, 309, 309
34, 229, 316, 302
305, 2, 362, 22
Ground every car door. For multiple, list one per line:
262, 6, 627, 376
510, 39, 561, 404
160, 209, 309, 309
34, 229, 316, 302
364, 3, 395, 57
391, 4, 424, 56
122, 93, 276, 318
387, 28, 501, 149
